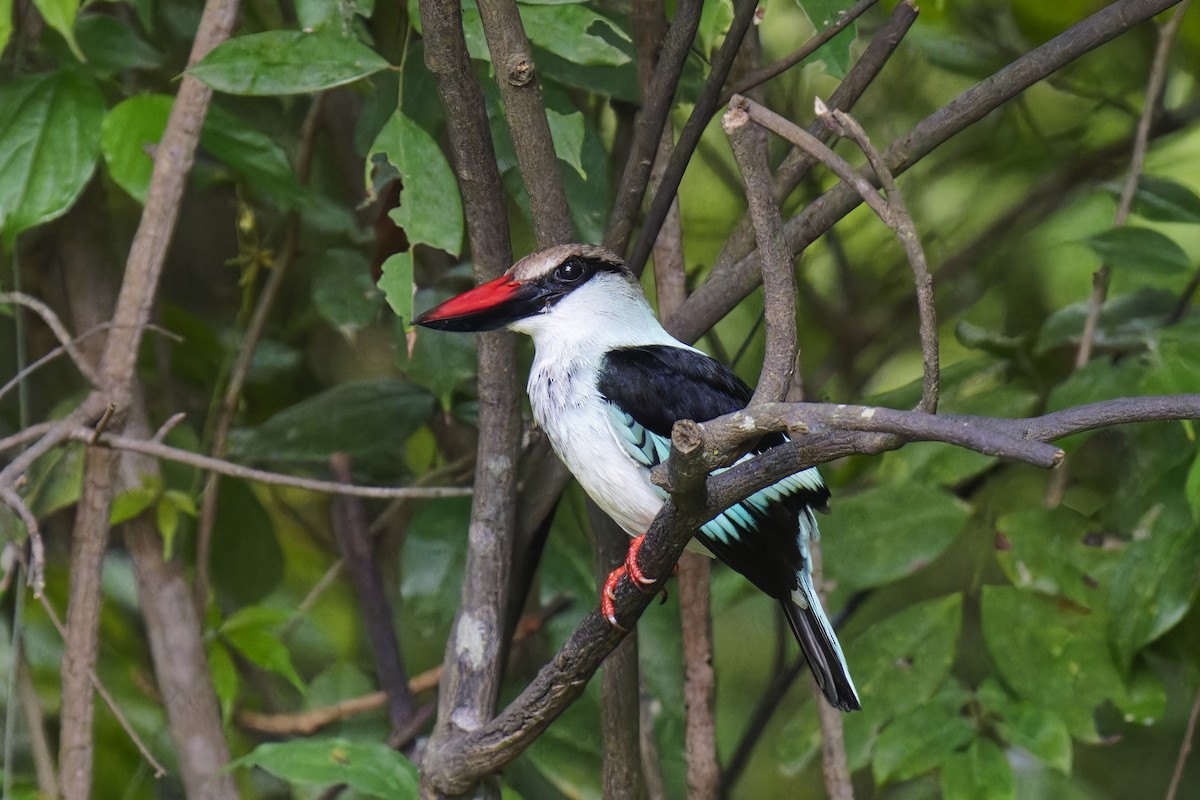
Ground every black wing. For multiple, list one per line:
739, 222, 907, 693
597, 345, 829, 598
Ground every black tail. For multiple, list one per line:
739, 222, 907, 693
780, 598, 861, 712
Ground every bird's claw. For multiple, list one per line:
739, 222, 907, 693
600, 535, 672, 628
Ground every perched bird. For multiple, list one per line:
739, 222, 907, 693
415, 244, 860, 711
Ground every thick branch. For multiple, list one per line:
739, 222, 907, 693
417, 1, 523, 797
476, 0, 573, 246
724, 99, 797, 405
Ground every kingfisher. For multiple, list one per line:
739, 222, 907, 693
414, 244, 860, 711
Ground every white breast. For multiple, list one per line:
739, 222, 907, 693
527, 352, 664, 537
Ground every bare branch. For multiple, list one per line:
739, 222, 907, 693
0, 487, 44, 595
235, 668, 442, 736
605, 0, 703, 255
417, 2, 524, 797
38, 594, 168, 779
0, 322, 109, 404
1166, 684, 1200, 800
670, 0, 1188, 344
63, 428, 473, 499
724, 98, 797, 405
0, 293, 104, 390
476, 0, 573, 246
628, 0, 762, 275
708, 1, 919, 297
721, 0, 879, 105
329, 453, 418, 741
816, 104, 939, 413
1076, 1, 1190, 369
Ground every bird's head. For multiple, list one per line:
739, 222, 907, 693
413, 244, 650, 339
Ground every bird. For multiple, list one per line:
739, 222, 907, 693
414, 243, 860, 711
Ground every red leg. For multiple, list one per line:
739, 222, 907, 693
624, 534, 656, 587
601, 535, 670, 627
601, 565, 626, 627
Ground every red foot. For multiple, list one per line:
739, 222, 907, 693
600, 535, 673, 627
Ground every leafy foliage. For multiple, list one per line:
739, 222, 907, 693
2, 0, 1200, 798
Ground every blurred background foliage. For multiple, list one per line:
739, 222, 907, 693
2, 0, 1200, 797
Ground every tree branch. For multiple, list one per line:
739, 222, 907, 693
669, 0, 1187, 345
476, 0, 573, 246
417, 1, 523, 797
604, 0, 703, 256
720, 0, 880, 105
628, 0, 762, 275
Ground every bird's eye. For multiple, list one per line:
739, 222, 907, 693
554, 259, 587, 283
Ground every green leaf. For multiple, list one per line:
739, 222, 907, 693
75, 14, 163, 74
228, 378, 435, 478
0, 0, 12, 56
1130, 176, 1200, 224
1084, 226, 1190, 274
981, 586, 1126, 741
231, 738, 418, 798
872, 682, 974, 783
189, 30, 391, 95
546, 106, 586, 179
1143, 319, 1200, 395
0, 71, 104, 247
312, 247, 382, 332
22, 443, 83, 519
109, 475, 163, 525
840, 595, 963, 770
822, 483, 969, 592
202, 104, 306, 207
367, 110, 463, 255
400, 322, 478, 411
522, 4, 631, 67
1036, 288, 1175, 356
941, 738, 1015, 800
32, 0, 84, 61
207, 639, 239, 723
1187, 450, 1200, 523
155, 498, 179, 560
993, 506, 1115, 609
221, 607, 306, 693
378, 251, 414, 328
101, 94, 173, 204
1108, 506, 1200, 668
798, 0, 859, 78
977, 679, 1072, 773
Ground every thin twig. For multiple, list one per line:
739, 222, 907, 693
195, 95, 325, 614
706, 1, 919, 301
1166, 685, 1200, 800
1075, 1, 1190, 369
629, 0, 761, 274
37, 594, 169, 778
235, 667, 442, 736
0, 486, 44, 595
721, 0, 880, 105
67, 428, 472, 499
816, 102, 939, 413
0, 323, 110, 404
605, 0, 703, 255
0, 293, 105, 390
